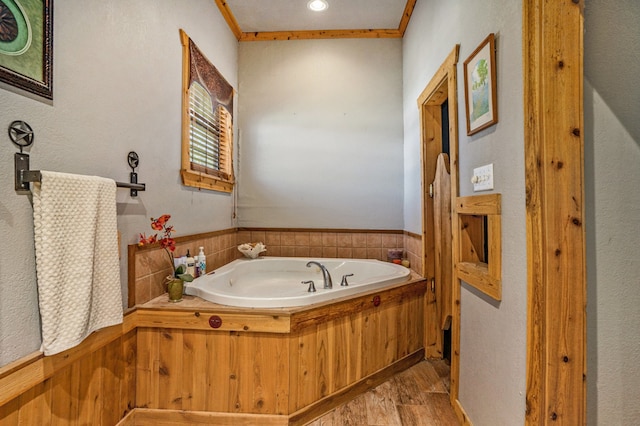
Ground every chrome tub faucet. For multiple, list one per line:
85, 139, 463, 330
306, 261, 333, 289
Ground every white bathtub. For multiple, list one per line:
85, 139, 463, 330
184, 257, 411, 308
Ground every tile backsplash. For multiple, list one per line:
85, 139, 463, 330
130, 228, 421, 306
236, 230, 404, 261
129, 229, 240, 307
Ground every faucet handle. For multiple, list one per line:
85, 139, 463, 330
340, 274, 354, 286
301, 280, 316, 292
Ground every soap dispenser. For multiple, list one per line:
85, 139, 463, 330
197, 246, 206, 276
185, 250, 195, 276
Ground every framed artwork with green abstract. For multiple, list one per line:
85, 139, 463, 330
0, 0, 53, 99
464, 33, 498, 136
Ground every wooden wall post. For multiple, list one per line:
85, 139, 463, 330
524, 0, 586, 424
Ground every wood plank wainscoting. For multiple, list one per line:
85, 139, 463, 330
0, 315, 137, 425
0, 278, 426, 425
131, 279, 425, 425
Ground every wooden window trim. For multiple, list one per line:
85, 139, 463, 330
180, 29, 235, 193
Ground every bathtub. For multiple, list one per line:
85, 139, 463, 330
184, 256, 411, 308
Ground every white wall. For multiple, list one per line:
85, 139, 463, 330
403, 1, 526, 424
237, 39, 404, 229
585, 1, 640, 424
0, 0, 238, 367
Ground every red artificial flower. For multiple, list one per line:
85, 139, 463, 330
138, 233, 157, 246
139, 214, 191, 280
160, 237, 176, 252
150, 214, 171, 230
150, 218, 163, 231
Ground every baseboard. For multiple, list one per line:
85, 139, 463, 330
453, 397, 473, 425
117, 408, 288, 426
115, 409, 135, 426
288, 349, 425, 426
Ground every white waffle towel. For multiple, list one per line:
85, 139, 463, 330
33, 171, 123, 356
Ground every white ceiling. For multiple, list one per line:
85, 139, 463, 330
226, 0, 408, 33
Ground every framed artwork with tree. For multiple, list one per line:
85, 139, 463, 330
463, 33, 497, 135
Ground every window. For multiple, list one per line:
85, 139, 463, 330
188, 83, 233, 180
180, 29, 234, 193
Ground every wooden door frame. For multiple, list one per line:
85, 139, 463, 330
417, 2, 585, 422
417, 45, 466, 421
524, 0, 586, 423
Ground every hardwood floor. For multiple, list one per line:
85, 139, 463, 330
305, 359, 459, 425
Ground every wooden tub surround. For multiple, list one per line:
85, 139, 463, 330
132, 277, 425, 425
0, 277, 426, 426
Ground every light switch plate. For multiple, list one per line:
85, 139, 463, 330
472, 163, 494, 191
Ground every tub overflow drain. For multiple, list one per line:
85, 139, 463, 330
209, 315, 223, 329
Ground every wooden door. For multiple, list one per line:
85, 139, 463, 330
418, 47, 460, 402
433, 153, 452, 331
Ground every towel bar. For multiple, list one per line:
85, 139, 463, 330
9, 120, 147, 197
14, 153, 146, 196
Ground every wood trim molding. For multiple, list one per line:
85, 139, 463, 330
0, 352, 42, 382
289, 279, 426, 332
455, 194, 502, 301
179, 29, 236, 193
134, 278, 425, 334
397, 0, 417, 36
416, 45, 460, 107
214, 0, 243, 40
127, 243, 137, 309
523, 0, 586, 423
118, 408, 288, 426
239, 29, 402, 42
135, 308, 291, 333
453, 398, 473, 426
239, 227, 404, 234
134, 228, 239, 251
181, 169, 234, 194
403, 230, 422, 239
213, 1, 415, 42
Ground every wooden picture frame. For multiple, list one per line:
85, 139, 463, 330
0, 0, 53, 99
463, 33, 497, 135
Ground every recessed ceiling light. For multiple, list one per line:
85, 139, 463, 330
307, 0, 329, 12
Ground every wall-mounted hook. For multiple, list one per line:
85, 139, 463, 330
127, 151, 141, 197
9, 121, 36, 193
8, 121, 34, 153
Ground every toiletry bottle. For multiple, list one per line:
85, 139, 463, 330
186, 250, 195, 276
175, 255, 187, 272
197, 246, 206, 276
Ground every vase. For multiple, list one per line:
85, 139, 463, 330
167, 277, 184, 303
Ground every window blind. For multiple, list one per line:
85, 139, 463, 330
188, 82, 231, 179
